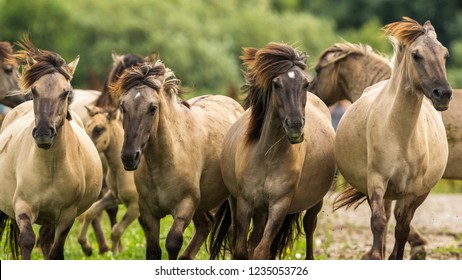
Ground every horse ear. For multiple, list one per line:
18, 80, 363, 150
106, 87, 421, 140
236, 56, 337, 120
299, 51, 308, 64
25, 53, 37, 67
145, 51, 159, 63
112, 51, 123, 65
85, 105, 99, 117
107, 107, 120, 120
424, 20, 437, 39
66, 55, 80, 78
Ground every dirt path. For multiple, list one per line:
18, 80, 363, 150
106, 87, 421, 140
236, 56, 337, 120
315, 192, 462, 260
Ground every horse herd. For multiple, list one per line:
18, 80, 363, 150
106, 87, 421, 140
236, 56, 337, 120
0, 17, 457, 260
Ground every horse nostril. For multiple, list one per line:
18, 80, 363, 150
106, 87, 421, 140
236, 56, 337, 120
134, 151, 141, 161
50, 126, 57, 136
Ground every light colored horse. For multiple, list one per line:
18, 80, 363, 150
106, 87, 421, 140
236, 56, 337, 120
210, 43, 336, 260
77, 106, 139, 256
0, 38, 102, 259
334, 18, 452, 260
110, 60, 243, 259
0, 41, 29, 108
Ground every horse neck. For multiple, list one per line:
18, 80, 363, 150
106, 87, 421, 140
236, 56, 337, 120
104, 120, 126, 170
342, 55, 391, 102
385, 58, 424, 141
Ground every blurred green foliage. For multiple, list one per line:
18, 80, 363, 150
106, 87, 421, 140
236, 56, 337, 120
1, 0, 462, 93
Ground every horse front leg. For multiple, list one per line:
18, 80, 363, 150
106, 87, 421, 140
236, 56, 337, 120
248, 211, 267, 258
77, 191, 118, 256
253, 197, 291, 260
179, 211, 214, 260
389, 193, 429, 260
48, 210, 76, 260
111, 199, 140, 256
303, 200, 323, 260
166, 198, 196, 260
367, 174, 387, 260
15, 210, 36, 260
232, 197, 253, 259
138, 200, 161, 259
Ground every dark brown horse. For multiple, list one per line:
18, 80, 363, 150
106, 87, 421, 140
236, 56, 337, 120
210, 42, 336, 259
111, 60, 243, 259
0, 37, 102, 259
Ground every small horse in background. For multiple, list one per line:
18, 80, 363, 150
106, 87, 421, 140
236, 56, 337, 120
0, 41, 29, 108
334, 17, 451, 260
0, 37, 102, 259
110, 60, 243, 259
77, 105, 139, 257
210, 42, 336, 259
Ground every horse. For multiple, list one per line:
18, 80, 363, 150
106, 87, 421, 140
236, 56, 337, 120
110, 60, 243, 259
0, 41, 29, 108
311, 41, 462, 259
334, 17, 452, 260
77, 105, 139, 257
72, 52, 150, 255
209, 42, 336, 260
0, 38, 102, 259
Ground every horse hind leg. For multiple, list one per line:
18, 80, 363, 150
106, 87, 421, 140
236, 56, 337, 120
408, 224, 428, 260
303, 200, 323, 260
138, 200, 162, 259
179, 211, 214, 260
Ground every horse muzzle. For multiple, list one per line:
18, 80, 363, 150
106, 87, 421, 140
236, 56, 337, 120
32, 126, 57, 150
283, 118, 305, 144
430, 86, 452, 111
121, 151, 141, 171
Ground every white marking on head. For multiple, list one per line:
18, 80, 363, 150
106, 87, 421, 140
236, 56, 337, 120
288, 71, 295, 79
134, 92, 141, 99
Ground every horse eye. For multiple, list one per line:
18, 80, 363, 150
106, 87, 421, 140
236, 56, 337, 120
148, 105, 157, 116
31, 87, 37, 96
61, 90, 71, 99
412, 51, 423, 61
273, 81, 281, 89
4, 67, 13, 75
119, 103, 126, 114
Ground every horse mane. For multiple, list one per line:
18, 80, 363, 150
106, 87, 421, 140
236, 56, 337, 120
12, 37, 72, 91
0, 42, 15, 63
242, 42, 307, 143
96, 53, 145, 107
110, 61, 190, 108
313, 42, 389, 88
383, 17, 431, 69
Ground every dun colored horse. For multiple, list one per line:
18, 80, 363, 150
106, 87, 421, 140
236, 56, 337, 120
0, 38, 102, 259
0, 41, 29, 108
110, 60, 243, 259
210, 42, 336, 259
77, 106, 139, 256
334, 18, 452, 260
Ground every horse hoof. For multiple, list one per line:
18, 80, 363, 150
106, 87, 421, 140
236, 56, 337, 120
410, 245, 426, 260
178, 255, 192, 260
82, 246, 93, 257
99, 246, 109, 255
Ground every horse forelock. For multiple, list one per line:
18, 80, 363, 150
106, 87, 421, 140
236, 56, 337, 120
242, 42, 307, 143
109, 61, 166, 100
13, 38, 71, 91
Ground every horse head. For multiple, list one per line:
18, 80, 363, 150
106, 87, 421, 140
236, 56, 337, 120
385, 17, 452, 111
111, 61, 167, 170
14, 37, 79, 149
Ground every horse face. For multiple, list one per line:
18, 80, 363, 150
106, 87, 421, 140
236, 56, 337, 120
0, 58, 23, 107
119, 86, 159, 170
31, 73, 72, 149
409, 31, 452, 111
85, 109, 112, 152
272, 67, 309, 144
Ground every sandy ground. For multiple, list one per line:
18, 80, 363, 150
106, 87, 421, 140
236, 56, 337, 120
315, 192, 462, 260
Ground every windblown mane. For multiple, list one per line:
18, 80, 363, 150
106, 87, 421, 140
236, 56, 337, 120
312, 42, 390, 89
242, 42, 307, 143
383, 17, 431, 69
96, 53, 145, 107
110, 61, 190, 108
0, 42, 15, 64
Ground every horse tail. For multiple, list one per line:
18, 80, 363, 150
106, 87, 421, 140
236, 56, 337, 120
209, 200, 231, 260
0, 211, 20, 259
333, 184, 367, 211
270, 212, 303, 260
